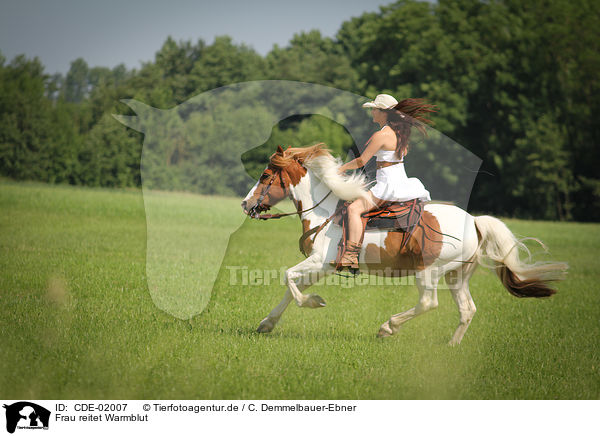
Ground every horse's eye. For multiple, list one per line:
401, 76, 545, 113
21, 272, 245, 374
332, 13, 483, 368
260, 173, 269, 181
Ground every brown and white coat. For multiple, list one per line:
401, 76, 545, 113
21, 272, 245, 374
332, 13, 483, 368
242, 145, 566, 344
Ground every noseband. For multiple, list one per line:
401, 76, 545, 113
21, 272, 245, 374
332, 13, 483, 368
255, 171, 278, 210
248, 168, 283, 218
249, 167, 331, 220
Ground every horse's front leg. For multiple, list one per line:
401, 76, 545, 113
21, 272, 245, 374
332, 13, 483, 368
257, 256, 329, 333
256, 287, 294, 333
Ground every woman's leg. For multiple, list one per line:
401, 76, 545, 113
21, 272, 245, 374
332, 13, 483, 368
347, 192, 383, 242
332, 192, 384, 271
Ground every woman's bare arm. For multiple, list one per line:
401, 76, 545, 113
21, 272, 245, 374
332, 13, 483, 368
338, 131, 387, 173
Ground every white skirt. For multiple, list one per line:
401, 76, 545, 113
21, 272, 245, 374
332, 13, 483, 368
369, 163, 431, 202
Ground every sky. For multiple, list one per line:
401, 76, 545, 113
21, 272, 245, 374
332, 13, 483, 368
0, 0, 396, 75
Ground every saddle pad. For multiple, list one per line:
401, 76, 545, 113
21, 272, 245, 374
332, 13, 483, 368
362, 199, 423, 231
331, 198, 425, 267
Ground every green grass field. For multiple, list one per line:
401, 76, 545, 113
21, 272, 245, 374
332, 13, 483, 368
1, 180, 598, 399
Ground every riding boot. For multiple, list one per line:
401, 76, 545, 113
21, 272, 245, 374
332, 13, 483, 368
330, 240, 362, 273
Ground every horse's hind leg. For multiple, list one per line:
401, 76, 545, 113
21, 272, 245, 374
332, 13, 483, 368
446, 260, 478, 345
378, 268, 440, 338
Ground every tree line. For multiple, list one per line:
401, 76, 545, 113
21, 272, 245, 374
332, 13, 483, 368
0, 0, 598, 221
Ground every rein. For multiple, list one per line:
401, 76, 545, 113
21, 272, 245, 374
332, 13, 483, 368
256, 190, 332, 220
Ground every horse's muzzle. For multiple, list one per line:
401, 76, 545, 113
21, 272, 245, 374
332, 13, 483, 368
241, 200, 270, 219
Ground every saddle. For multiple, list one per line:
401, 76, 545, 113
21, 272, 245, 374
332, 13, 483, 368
298, 198, 424, 258
332, 199, 424, 266
333, 198, 424, 232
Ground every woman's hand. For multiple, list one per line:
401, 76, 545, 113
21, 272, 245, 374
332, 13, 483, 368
335, 129, 388, 178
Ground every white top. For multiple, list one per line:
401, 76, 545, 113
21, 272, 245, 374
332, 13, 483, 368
375, 148, 403, 163
374, 125, 403, 163
369, 126, 430, 202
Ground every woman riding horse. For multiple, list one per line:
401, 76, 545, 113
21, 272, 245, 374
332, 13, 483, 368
334, 94, 437, 272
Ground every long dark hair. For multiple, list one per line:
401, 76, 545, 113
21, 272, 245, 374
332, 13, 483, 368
384, 98, 437, 160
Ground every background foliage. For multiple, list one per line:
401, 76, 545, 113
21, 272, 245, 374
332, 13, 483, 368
0, 0, 598, 221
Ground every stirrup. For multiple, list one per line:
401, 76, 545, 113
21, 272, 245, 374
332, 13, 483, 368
333, 267, 361, 278
329, 259, 361, 274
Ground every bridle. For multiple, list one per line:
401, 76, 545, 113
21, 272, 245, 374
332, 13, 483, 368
249, 167, 332, 220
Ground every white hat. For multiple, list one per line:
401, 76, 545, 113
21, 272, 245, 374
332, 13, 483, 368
362, 94, 398, 109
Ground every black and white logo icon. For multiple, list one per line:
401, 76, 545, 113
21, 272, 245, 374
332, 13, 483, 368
3, 402, 50, 434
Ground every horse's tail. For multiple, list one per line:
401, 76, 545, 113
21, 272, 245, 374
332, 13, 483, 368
473, 215, 568, 298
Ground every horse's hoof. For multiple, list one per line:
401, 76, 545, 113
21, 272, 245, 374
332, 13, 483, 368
257, 318, 275, 333
377, 323, 394, 338
303, 294, 326, 308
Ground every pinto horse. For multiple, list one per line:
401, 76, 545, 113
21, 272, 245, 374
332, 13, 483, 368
241, 144, 567, 344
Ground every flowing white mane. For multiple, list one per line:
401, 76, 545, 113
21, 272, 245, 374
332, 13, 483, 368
269, 144, 375, 205
304, 153, 374, 204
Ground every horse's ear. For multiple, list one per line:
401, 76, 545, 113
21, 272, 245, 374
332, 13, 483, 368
276, 145, 284, 154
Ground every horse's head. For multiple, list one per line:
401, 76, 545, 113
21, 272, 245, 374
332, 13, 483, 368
241, 144, 318, 218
